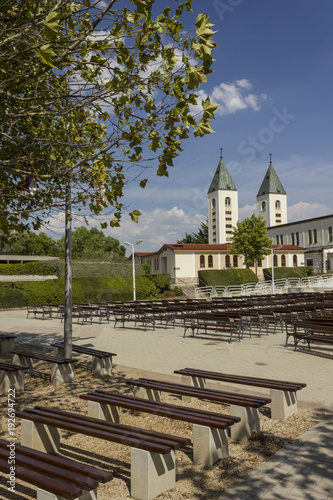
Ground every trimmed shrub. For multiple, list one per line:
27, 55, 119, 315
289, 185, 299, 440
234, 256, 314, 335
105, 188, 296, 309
49, 260, 146, 279
174, 286, 183, 296
199, 269, 258, 287
263, 266, 314, 281
0, 275, 158, 308
0, 261, 57, 276
145, 274, 171, 293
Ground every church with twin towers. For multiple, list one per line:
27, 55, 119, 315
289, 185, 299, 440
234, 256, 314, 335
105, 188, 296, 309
207, 150, 287, 244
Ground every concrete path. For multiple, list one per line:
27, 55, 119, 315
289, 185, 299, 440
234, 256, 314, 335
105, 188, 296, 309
1, 308, 332, 499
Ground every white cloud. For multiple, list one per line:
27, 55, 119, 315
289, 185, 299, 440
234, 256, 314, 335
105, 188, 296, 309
191, 79, 267, 117
238, 204, 256, 220
288, 202, 332, 222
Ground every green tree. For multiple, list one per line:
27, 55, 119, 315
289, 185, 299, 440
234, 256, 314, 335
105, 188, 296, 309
57, 226, 125, 259
228, 214, 272, 271
5, 230, 61, 256
178, 218, 208, 243
0, 1, 217, 239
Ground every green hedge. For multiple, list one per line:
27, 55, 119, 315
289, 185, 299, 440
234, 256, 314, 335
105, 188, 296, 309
263, 266, 314, 280
145, 274, 170, 293
49, 260, 146, 279
0, 276, 158, 308
199, 269, 258, 287
0, 262, 57, 276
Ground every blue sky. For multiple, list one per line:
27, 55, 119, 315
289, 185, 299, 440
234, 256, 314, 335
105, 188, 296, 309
48, 1, 333, 253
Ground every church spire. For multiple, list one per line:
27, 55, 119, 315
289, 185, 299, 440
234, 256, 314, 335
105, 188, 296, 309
257, 154, 286, 196
208, 150, 237, 194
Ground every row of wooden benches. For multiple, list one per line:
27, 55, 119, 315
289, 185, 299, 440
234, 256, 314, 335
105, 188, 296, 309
1, 367, 306, 499
0, 343, 117, 393
285, 316, 333, 351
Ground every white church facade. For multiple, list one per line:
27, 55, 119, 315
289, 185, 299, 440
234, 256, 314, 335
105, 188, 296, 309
132, 153, 318, 283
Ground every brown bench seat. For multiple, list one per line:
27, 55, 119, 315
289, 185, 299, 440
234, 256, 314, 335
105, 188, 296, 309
183, 313, 242, 342
12, 351, 77, 386
51, 342, 117, 376
26, 305, 53, 320
287, 321, 333, 350
114, 307, 155, 331
16, 406, 190, 500
79, 391, 240, 466
127, 377, 271, 442
174, 368, 306, 420
0, 438, 112, 500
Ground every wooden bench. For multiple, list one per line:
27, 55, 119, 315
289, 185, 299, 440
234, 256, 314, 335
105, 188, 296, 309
26, 305, 53, 320
0, 361, 28, 394
0, 333, 16, 354
183, 313, 242, 342
79, 390, 240, 466
0, 438, 113, 500
286, 321, 333, 349
16, 406, 190, 500
11, 351, 77, 386
51, 342, 117, 376
114, 307, 155, 331
127, 377, 271, 442
174, 368, 306, 420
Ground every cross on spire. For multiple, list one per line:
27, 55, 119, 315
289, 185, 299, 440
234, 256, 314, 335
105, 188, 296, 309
220, 147, 223, 159
269, 153, 272, 164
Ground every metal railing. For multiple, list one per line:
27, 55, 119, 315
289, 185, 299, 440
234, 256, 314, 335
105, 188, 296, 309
195, 273, 333, 299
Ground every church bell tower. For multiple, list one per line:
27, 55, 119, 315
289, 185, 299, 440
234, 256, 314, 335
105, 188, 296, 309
207, 149, 238, 244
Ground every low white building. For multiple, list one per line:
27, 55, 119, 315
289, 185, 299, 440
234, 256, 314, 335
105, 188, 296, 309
133, 243, 305, 285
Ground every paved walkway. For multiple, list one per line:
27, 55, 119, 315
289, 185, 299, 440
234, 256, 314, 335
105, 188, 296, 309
1, 308, 333, 499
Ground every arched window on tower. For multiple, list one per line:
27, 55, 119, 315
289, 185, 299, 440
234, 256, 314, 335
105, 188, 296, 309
208, 255, 213, 268
225, 197, 231, 207
275, 200, 281, 210
277, 235, 280, 245
200, 255, 205, 268
296, 232, 299, 246
212, 198, 216, 209
273, 254, 278, 267
225, 255, 231, 268
261, 201, 266, 212
293, 255, 297, 266
308, 230, 312, 245
291, 232, 295, 245
329, 227, 332, 243
314, 229, 317, 244
233, 255, 238, 268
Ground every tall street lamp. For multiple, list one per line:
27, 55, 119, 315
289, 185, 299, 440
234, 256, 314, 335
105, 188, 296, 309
262, 245, 283, 294
124, 240, 142, 301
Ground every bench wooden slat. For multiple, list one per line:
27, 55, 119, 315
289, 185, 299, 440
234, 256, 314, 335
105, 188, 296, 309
174, 368, 306, 391
127, 378, 271, 408
0, 457, 82, 500
11, 351, 77, 364
80, 391, 240, 428
0, 439, 112, 483
16, 406, 190, 455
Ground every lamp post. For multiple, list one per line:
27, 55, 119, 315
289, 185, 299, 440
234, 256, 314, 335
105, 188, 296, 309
124, 240, 142, 301
262, 245, 282, 294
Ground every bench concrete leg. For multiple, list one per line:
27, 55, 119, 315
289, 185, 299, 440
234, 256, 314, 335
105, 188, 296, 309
8, 369, 25, 391
0, 371, 10, 395
21, 419, 60, 454
230, 406, 260, 442
53, 346, 64, 357
87, 400, 119, 423
37, 487, 98, 500
50, 363, 74, 386
131, 447, 176, 500
133, 386, 161, 402
193, 424, 229, 466
180, 374, 205, 403
270, 389, 297, 420
0, 337, 15, 354
91, 356, 113, 376
13, 354, 34, 375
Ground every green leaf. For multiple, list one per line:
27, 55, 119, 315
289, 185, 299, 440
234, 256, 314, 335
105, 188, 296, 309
35, 45, 57, 68
129, 210, 141, 223
140, 179, 148, 188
